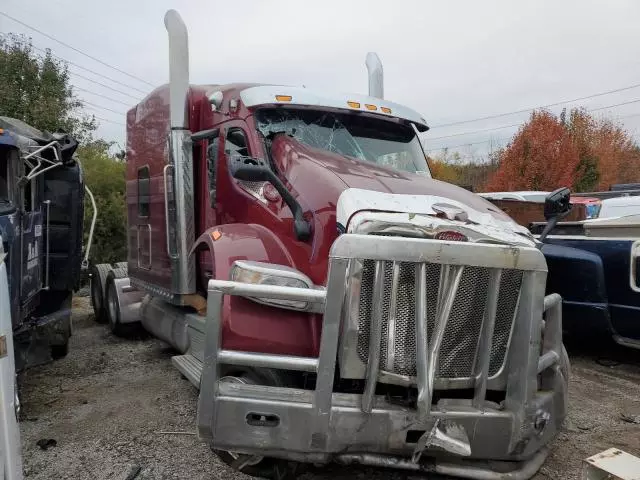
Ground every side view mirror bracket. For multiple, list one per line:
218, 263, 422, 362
229, 156, 311, 241
538, 187, 572, 243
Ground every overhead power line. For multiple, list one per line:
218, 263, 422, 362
425, 112, 640, 153
425, 137, 511, 153
430, 82, 640, 129
427, 98, 640, 141
83, 101, 127, 116
428, 122, 522, 141
91, 115, 126, 127
69, 71, 140, 101
73, 85, 132, 107
29, 44, 149, 96
0, 10, 155, 87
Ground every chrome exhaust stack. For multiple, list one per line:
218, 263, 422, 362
165, 9, 190, 129
163, 10, 196, 295
365, 52, 384, 99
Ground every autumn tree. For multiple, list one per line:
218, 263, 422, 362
486, 111, 579, 191
486, 108, 640, 192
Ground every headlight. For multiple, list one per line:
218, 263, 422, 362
230, 260, 318, 311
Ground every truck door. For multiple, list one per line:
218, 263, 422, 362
194, 125, 253, 290
135, 165, 152, 270
194, 130, 221, 290
41, 162, 84, 292
19, 177, 43, 310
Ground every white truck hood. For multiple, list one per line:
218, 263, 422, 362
336, 188, 535, 247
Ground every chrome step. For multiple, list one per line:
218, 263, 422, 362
172, 354, 203, 388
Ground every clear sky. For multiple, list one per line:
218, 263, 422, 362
2, 0, 640, 159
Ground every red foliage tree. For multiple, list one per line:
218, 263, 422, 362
486, 111, 579, 191
485, 109, 640, 192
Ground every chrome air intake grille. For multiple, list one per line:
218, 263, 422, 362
356, 260, 522, 379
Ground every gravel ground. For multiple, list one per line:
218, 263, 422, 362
17, 297, 640, 480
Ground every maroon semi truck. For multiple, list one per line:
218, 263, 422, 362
90, 10, 570, 479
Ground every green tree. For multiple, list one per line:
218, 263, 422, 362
1, 33, 126, 266
79, 141, 127, 265
0, 33, 96, 141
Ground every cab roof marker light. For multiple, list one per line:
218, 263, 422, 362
381, 106, 392, 114
275, 95, 292, 102
347, 101, 361, 109
365, 104, 378, 111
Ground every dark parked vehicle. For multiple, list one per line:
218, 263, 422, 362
533, 215, 640, 349
0, 117, 87, 370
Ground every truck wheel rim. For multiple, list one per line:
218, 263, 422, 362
219, 375, 264, 467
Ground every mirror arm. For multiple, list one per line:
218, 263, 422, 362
229, 157, 311, 241
264, 171, 311, 241
538, 207, 571, 244
538, 216, 559, 243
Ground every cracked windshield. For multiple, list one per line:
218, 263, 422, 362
256, 108, 430, 175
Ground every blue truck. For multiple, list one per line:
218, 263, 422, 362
0, 117, 88, 371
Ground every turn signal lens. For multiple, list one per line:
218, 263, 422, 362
434, 231, 468, 242
275, 95, 292, 102
347, 101, 361, 108
365, 104, 378, 111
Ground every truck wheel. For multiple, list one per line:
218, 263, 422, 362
90, 264, 112, 323
113, 262, 128, 272
50, 342, 69, 359
212, 372, 300, 479
105, 268, 134, 337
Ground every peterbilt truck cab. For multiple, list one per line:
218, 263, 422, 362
91, 10, 569, 479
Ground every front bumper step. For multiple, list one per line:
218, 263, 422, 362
172, 354, 202, 387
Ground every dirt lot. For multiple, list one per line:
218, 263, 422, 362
17, 297, 640, 480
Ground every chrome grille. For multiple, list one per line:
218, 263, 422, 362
356, 260, 522, 379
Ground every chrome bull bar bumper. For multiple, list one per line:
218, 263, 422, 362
197, 235, 567, 478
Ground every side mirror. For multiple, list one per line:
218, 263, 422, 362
544, 187, 571, 221
228, 156, 311, 241
539, 187, 572, 243
229, 156, 271, 182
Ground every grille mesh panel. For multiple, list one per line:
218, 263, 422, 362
356, 260, 522, 380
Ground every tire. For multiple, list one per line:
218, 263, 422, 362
105, 268, 134, 337
90, 264, 112, 323
212, 370, 301, 479
51, 342, 69, 360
